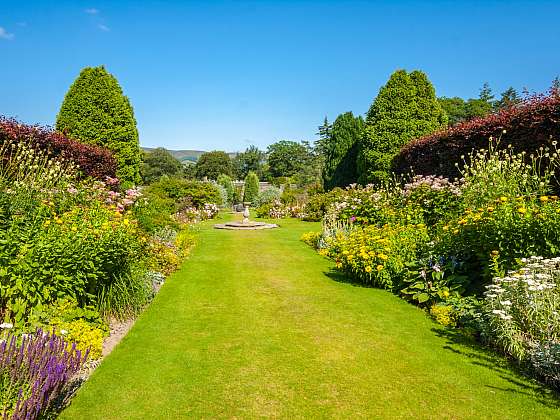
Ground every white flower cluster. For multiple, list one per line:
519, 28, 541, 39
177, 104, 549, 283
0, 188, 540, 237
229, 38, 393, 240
482, 255, 560, 387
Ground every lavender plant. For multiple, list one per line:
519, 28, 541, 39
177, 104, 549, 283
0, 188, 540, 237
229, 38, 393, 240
0, 329, 87, 419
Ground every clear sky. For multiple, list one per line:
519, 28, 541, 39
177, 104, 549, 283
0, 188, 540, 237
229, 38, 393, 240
1, 1, 559, 151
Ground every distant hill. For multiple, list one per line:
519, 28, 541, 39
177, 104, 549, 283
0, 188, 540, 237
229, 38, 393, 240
142, 148, 237, 163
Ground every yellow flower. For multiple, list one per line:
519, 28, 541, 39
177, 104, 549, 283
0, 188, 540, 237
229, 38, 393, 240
123, 218, 130, 226
499, 196, 508, 202
376, 264, 384, 271
452, 229, 459, 234
490, 250, 499, 257
378, 253, 388, 261
43, 220, 51, 227
336, 262, 343, 269
540, 196, 549, 202
55, 218, 62, 225
342, 250, 349, 256
442, 225, 449, 231
347, 255, 354, 260
458, 219, 467, 225
517, 207, 526, 214
442, 290, 450, 298
71, 226, 77, 232
487, 207, 494, 213
365, 266, 373, 273
551, 196, 558, 200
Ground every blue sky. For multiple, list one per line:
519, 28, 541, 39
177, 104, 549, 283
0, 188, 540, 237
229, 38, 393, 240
1, 1, 559, 151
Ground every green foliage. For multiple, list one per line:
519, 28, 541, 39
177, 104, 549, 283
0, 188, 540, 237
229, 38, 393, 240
302, 188, 345, 222
254, 186, 281, 207
195, 151, 232, 180
322, 112, 363, 190
358, 69, 447, 184
141, 148, 183, 184
399, 261, 468, 307
438, 97, 468, 126
266, 140, 309, 178
97, 269, 152, 322
233, 146, 265, 179
217, 174, 234, 205
145, 177, 222, 209
56, 66, 141, 187
243, 171, 259, 203
495, 87, 521, 110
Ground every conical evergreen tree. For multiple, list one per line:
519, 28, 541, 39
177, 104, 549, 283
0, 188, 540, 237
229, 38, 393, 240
358, 69, 446, 184
56, 66, 141, 187
323, 112, 363, 190
243, 171, 259, 203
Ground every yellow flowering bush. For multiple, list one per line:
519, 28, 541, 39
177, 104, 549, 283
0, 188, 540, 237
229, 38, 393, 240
328, 223, 430, 290
300, 231, 322, 249
429, 304, 457, 327
437, 195, 560, 288
52, 318, 106, 360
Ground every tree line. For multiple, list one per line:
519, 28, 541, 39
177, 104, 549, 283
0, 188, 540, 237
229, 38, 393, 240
54, 65, 559, 191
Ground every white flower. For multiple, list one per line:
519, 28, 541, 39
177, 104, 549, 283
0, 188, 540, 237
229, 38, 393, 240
0, 323, 13, 329
60, 329, 68, 335
500, 300, 512, 306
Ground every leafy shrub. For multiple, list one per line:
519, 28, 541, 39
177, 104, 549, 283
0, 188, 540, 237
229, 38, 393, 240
394, 92, 560, 178
217, 174, 234, 205
399, 260, 468, 307
145, 177, 222, 208
0, 117, 117, 181
436, 196, 560, 291
254, 186, 281, 207
0, 328, 87, 419
480, 256, 560, 390
403, 175, 463, 227
303, 188, 344, 221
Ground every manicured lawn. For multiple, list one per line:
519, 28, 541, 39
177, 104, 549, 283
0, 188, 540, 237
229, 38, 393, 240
62, 215, 559, 419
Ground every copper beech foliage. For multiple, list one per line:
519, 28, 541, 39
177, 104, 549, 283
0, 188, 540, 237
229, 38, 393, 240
393, 92, 560, 178
0, 117, 117, 180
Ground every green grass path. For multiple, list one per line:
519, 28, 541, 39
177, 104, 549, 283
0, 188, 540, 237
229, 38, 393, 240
62, 216, 559, 419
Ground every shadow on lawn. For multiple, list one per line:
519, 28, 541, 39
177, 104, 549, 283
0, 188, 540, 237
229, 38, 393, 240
324, 268, 560, 407
324, 268, 373, 288
433, 327, 560, 408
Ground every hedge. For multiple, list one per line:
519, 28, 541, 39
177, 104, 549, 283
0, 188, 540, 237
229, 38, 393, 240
0, 117, 117, 180
392, 93, 560, 178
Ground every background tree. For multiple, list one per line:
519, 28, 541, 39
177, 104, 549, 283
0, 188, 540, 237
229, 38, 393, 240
322, 112, 364, 190
141, 148, 183, 184
552, 77, 560, 96
315, 116, 332, 158
358, 69, 446, 184
266, 140, 309, 178
494, 87, 521, 110
438, 97, 467, 126
243, 171, 259, 203
56, 66, 141, 187
195, 151, 233, 180
217, 174, 235, 205
233, 145, 265, 179
464, 82, 495, 119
